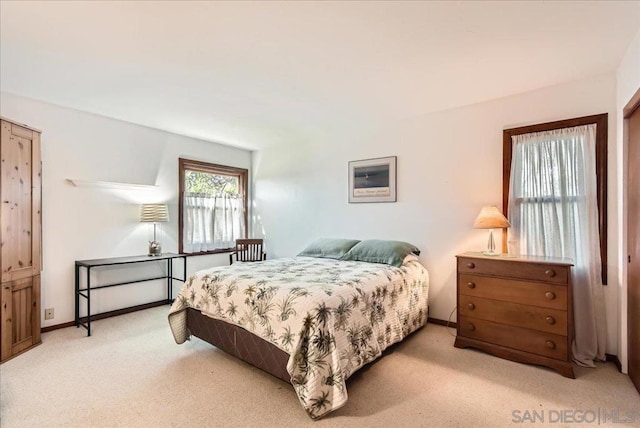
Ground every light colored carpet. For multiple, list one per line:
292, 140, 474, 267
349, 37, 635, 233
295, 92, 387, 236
1, 306, 638, 427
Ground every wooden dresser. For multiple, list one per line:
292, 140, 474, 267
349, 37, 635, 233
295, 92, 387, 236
454, 252, 574, 378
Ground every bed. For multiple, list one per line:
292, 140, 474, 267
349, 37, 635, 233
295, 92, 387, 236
168, 239, 430, 419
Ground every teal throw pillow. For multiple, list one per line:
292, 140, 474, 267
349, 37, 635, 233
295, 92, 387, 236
298, 238, 361, 259
341, 239, 420, 267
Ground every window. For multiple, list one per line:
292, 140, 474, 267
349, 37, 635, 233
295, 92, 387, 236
504, 115, 609, 364
503, 114, 607, 283
178, 158, 248, 254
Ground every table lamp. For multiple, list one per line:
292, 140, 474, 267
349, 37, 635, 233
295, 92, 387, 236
140, 204, 169, 256
473, 205, 510, 256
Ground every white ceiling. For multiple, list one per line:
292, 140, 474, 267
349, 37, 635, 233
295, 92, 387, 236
1, 1, 638, 150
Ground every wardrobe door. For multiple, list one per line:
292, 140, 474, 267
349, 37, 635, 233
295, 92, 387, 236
1, 120, 41, 282
1, 119, 42, 362
1, 276, 41, 361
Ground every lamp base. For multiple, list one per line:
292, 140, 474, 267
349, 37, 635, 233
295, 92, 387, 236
481, 250, 502, 256
483, 229, 500, 256
148, 241, 162, 257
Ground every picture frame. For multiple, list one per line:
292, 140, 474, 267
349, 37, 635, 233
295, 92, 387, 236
348, 156, 397, 203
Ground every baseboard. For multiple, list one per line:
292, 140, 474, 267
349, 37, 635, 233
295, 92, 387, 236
605, 353, 622, 373
41, 300, 169, 333
428, 317, 457, 328
41, 321, 76, 333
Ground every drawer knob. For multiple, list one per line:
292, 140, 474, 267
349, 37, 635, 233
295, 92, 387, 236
545, 316, 556, 325
467, 323, 475, 331
545, 340, 556, 350
466, 262, 475, 269
467, 303, 475, 310
545, 291, 556, 300
545, 269, 556, 277
467, 282, 476, 289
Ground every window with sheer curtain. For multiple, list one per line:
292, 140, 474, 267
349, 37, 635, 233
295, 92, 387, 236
178, 158, 247, 254
504, 115, 607, 367
509, 126, 598, 258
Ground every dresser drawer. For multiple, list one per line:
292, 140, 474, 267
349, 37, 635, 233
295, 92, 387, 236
458, 257, 569, 284
458, 295, 567, 335
458, 316, 568, 361
459, 274, 567, 310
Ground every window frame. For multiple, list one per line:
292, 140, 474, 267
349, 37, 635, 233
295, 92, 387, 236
502, 113, 608, 284
178, 157, 248, 255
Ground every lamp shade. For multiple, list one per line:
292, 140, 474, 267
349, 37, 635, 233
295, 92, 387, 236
473, 206, 510, 229
140, 204, 169, 222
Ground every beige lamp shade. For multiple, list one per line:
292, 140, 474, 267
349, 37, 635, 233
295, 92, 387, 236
140, 204, 169, 223
140, 204, 168, 256
473, 206, 510, 229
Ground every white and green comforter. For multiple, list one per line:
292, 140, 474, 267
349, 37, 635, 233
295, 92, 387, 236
168, 256, 429, 419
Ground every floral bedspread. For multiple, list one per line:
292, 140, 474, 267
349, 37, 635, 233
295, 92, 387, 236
168, 256, 429, 419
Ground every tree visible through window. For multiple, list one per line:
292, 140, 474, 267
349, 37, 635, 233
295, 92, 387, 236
185, 170, 238, 195
179, 158, 248, 254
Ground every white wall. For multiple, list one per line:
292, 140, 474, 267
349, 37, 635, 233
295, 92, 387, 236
253, 73, 620, 353
0, 70, 627, 357
0, 92, 252, 328
616, 28, 640, 373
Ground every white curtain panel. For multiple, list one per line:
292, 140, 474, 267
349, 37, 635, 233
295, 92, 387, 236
508, 124, 606, 367
183, 193, 245, 253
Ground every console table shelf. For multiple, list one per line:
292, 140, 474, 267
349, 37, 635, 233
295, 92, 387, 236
75, 253, 187, 336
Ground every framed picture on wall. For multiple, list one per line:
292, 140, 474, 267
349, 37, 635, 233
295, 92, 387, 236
348, 156, 397, 203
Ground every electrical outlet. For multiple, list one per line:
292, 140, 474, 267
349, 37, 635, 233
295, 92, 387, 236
44, 308, 54, 320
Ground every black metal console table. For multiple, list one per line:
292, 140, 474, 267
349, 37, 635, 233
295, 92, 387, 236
75, 253, 187, 336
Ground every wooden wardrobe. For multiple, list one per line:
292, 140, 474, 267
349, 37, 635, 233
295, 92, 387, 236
0, 117, 42, 363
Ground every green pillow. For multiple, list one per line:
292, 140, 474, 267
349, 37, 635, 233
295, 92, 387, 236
298, 238, 361, 259
341, 239, 420, 267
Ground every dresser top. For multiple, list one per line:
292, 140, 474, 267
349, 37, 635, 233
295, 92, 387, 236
456, 251, 573, 266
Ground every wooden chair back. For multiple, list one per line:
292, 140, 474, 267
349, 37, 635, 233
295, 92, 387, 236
229, 239, 266, 264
